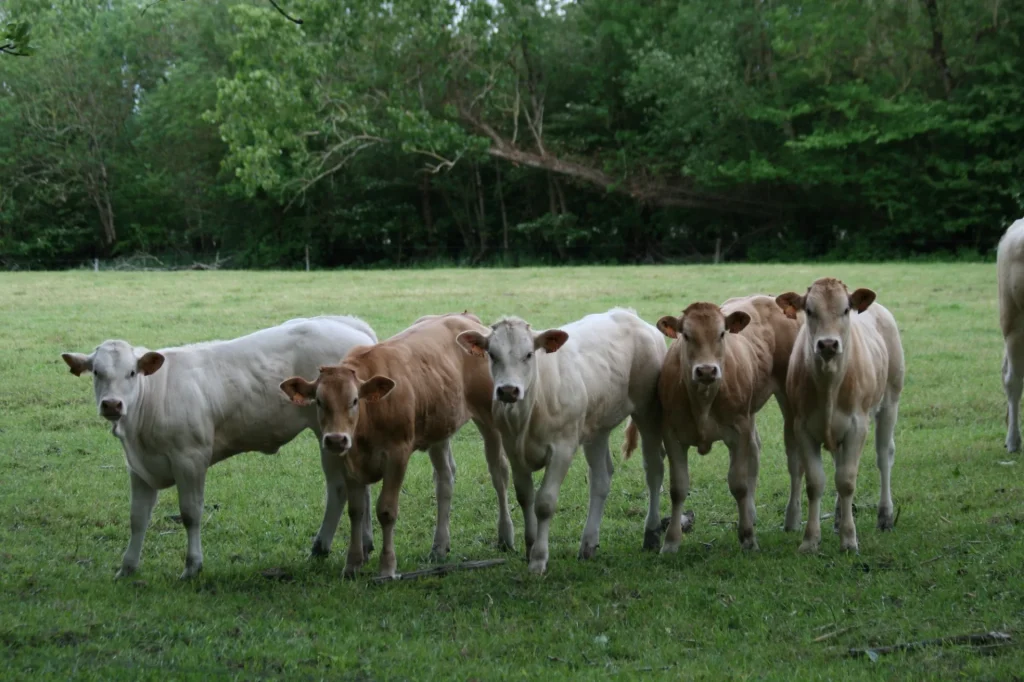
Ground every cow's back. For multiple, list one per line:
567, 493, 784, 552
350, 315, 477, 451
998, 219, 1024, 337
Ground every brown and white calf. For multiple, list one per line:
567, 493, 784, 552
633, 295, 801, 553
776, 278, 904, 553
997, 218, 1024, 452
457, 308, 666, 574
280, 312, 513, 579
60, 316, 378, 580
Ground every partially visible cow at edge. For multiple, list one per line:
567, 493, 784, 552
60, 316, 378, 580
626, 295, 802, 553
776, 278, 905, 553
997, 218, 1024, 452
456, 307, 667, 574
279, 312, 514, 579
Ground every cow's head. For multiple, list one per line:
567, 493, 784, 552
280, 365, 395, 455
61, 341, 165, 422
776, 278, 875, 364
456, 317, 568, 404
657, 303, 750, 387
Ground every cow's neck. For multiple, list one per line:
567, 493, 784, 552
493, 365, 542, 457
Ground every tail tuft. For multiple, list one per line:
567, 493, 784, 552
621, 419, 640, 460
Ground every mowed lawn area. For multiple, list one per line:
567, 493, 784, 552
1, 264, 1021, 681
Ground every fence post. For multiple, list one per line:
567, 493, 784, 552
305, 244, 310, 272
93, 258, 99, 273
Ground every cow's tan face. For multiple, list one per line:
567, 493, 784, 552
457, 318, 568, 405
657, 303, 750, 386
61, 341, 164, 422
280, 366, 394, 454
776, 278, 875, 363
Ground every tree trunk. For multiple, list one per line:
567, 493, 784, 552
496, 164, 509, 257
922, 0, 955, 98
472, 163, 487, 264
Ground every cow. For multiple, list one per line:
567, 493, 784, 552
60, 315, 378, 580
279, 312, 514, 579
776, 278, 905, 553
456, 308, 667, 574
632, 295, 802, 553
997, 218, 1024, 452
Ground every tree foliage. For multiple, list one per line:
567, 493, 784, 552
1, 0, 1022, 268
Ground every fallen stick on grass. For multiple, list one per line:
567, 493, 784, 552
371, 558, 506, 583
846, 631, 1011, 660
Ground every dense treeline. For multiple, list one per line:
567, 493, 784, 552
1, 0, 1022, 269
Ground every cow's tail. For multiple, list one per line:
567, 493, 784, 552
621, 418, 640, 460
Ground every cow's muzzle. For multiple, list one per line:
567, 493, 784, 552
322, 432, 352, 454
815, 337, 841, 360
495, 385, 521, 404
692, 364, 720, 385
100, 398, 123, 421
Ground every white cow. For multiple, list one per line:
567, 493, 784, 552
60, 316, 377, 579
998, 218, 1024, 452
456, 308, 666, 574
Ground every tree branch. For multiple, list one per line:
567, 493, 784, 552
0, 43, 30, 57
268, 0, 303, 25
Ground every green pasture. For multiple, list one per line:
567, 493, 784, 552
0, 264, 1020, 680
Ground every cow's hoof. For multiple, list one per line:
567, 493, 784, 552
660, 539, 681, 555
428, 546, 450, 564
527, 559, 547, 574
740, 536, 759, 552
840, 537, 859, 553
310, 540, 330, 559
877, 509, 895, 531
179, 561, 202, 581
114, 566, 137, 580
497, 537, 515, 552
577, 543, 598, 561
798, 539, 819, 554
342, 565, 360, 580
642, 529, 662, 551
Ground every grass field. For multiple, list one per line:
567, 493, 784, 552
1, 264, 1021, 681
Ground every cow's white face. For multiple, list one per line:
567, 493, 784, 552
61, 341, 165, 421
456, 318, 568, 405
776, 278, 875, 366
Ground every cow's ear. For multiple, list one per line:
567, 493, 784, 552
359, 375, 396, 403
849, 288, 876, 313
656, 316, 681, 339
725, 311, 751, 334
61, 352, 92, 377
137, 352, 165, 376
280, 376, 317, 406
775, 293, 805, 320
534, 329, 569, 354
456, 330, 490, 357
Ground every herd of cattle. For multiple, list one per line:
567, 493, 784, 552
60, 270, 927, 583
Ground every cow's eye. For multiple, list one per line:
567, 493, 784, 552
682, 333, 690, 342
351, 398, 358, 408
843, 307, 850, 316
525, 351, 534, 360
315, 398, 322, 407
805, 307, 815, 318
719, 331, 725, 339
129, 370, 136, 378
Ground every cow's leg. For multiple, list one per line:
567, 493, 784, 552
115, 471, 158, 579
171, 457, 207, 580
798, 432, 824, 554
836, 420, 868, 552
474, 419, 514, 551
634, 415, 665, 551
579, 433, 614, 560
428, 440, 455, 563
313, 446, 351, 557
375, 454, 411, 579
728, 425, 760, 551
875, 398, 899, 531
776, 393, 803, 531
661, 435, 690, 554
343, 476, 369, 578
529, 444, 574, 574
1004, 343, 1023, 452
511, 464, 536, 559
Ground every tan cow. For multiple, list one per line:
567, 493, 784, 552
279, 312, 513, 579
997, 218, 1024, 452
633, 295, 802, 553
776, 278, 904, 553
